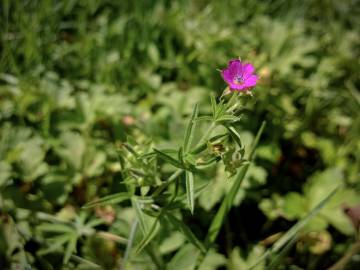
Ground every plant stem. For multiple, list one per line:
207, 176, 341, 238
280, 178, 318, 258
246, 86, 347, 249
152, 169, 183, 197
195, 121, 266, 269
119, 219, 138, 270
196, 122, 216, 147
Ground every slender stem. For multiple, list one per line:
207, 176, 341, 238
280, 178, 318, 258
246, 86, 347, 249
195, 121, 266, 269
152, 169, 183, 197
196, 92, 239, 149
196, 122, 216, 147
225, 92, 239, 113
219, 87, 231, 101
119, 219, 138, 270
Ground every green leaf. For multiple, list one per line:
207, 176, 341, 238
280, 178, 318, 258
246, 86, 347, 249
183, 104, 198, 152
132, 198, 149, 233
37, 234, 72, 255
133, 197, 161, 254
196, 116, 212, 122
173, 183, 209, 208
122, 142, 140, 158
82, 192, 131, 209
0, 161, 11, 187
215, 114, 238, 123
185, 171, 195, 214
37, 223, 74, 233
227, 126, 243, 149
215, 101, 227, 120
63, 233, 77, 264
167, 244, 200, 270
165, 212, 206, 254
135, 217, 160, 254
84, 218, 105, 229
199, 250, 227, 270
283, 192, 307, 219
178, 147, 185, 167
210, 95, 217, 119
230, 246, 265, 270
55, 132, 85, 171
159, 232, 185, 254
120, 220, 138, 270
154, 148, 184, 169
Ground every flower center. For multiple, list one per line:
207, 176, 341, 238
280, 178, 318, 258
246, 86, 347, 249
233, 75, 244, 85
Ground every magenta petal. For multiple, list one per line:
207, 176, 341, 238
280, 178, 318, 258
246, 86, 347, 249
242, 63, 255, 77
229, 82, 248, 91
228, 59, 242, 67
221, 68, 234, 84
221, 59, 258, 91
244, 75, 258, 87
228, 59, 242, 75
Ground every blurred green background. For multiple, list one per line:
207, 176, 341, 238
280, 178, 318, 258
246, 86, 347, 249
0, 0, 359, 269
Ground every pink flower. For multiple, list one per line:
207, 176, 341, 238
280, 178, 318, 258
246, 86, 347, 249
221, 59, 258, 91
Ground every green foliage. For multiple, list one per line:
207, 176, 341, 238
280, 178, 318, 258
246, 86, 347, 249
0, 0, 359, 269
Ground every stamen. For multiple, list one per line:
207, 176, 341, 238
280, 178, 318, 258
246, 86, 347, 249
234, 75, 244, 85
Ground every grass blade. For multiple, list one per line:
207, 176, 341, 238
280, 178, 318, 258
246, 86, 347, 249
154, 148, 184, 169
216, 114, 238, 123
185, 170, 195, 214
132, 198, 149, 233
133, 197, 161, 254
82, 192, 131, 209
210, 94, 217, 119
178, 147, 185, 167
268, 234, 299, 270
120, 220, 138, 270
63, 233, 77, 264
273, 186, 339, 253
227, 126, 243, 149
37, 235, 72, 255
248, 186, 340, 269
135, 218, 160, 254
183, 104, 199, 152
196, 116, 212, 122
37, 223, 74, 233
